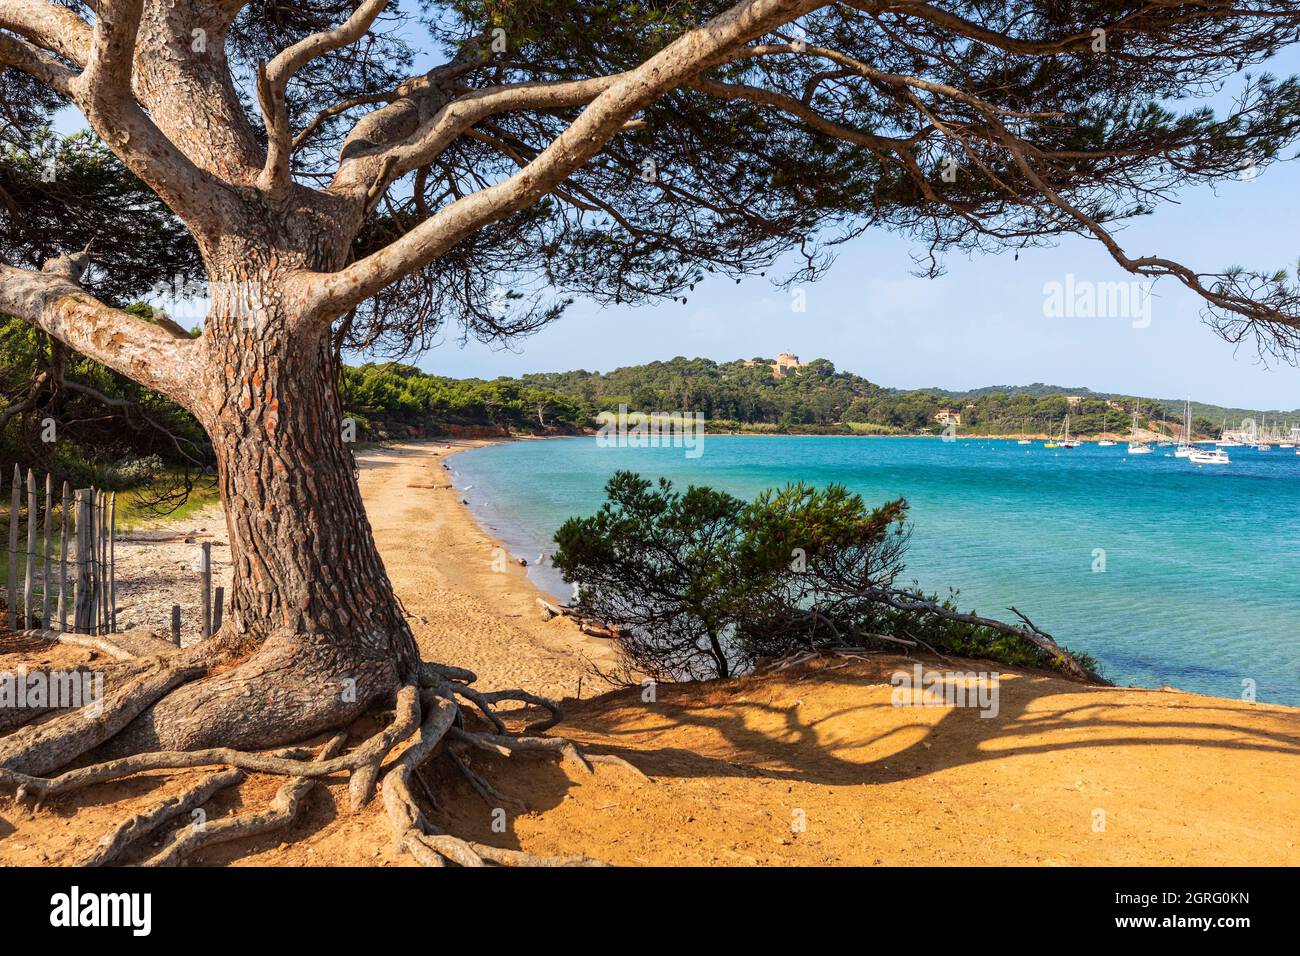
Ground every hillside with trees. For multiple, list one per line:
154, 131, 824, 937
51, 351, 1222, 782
8, 345, 1294, 494
519, 356, 1297, 437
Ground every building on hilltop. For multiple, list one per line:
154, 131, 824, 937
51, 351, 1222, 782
741, 353, 804, 377
935, 408, 961, 426
772, 352, 802, 376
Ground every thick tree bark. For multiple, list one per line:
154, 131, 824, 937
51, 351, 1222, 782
106, 259, 420, 755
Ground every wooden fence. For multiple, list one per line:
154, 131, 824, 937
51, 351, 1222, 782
2, 464, 116, 634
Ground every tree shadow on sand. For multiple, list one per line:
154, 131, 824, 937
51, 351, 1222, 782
544, 656, 1300, 788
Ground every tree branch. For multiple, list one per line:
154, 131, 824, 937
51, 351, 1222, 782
298, 0, 825, 322
48, 0, 239, 237
256, 0, 392, 194
330, 74, 626, 206
0, 29, 75, 94
0, 264, 201, 407
0, 0, 92, 65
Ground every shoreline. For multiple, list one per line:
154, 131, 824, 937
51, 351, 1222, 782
435, 433, 1300, 710
445, 428, 1202, 443
352, 439, 620, 701
6, 438, 1295, 867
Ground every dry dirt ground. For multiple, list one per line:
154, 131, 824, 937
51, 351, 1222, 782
1, 441, 1296, 866
112, 512, 232, 645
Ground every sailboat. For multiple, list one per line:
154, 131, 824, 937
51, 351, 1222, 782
1047, 414, 1081, 449
1216, 419, 1243, 447
1174, 399, 1194, 458
1127, 408, 1153, 455
1255, 416, 1271, 451
1017, 417, 1032, 444
1097, 409, 1117, 446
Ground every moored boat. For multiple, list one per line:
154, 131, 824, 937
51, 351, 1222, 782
1127, 407, 1152, 455
1097, 410, 1116, 446
1050, 414, 1081, 448
1189, 447, 1230, 465
1174, 399, 1194, 457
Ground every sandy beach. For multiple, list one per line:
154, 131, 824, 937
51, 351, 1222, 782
351, 440, 1300, 866
2, 438, 1296, 867
355, 440, 620, 699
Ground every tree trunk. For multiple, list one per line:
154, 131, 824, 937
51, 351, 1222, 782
109, 269, 419, 754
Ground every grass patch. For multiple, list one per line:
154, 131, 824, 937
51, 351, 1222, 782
113, 476, 221, 531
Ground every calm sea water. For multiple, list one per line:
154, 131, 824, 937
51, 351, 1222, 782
451, 436, 1300, 705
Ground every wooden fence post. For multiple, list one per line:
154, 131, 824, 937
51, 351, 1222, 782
23, 469, 35, 628
109, 492, 117, 633
90, 490, 98, 635
200, 541, 212, 638
97, 494, 107, 634
57, 481, 70, 631
5, 464, 16, 629
41, 473, 52, 628
212, 586, 224, 634
73, 489, 93, 634
98, 492, 108, 635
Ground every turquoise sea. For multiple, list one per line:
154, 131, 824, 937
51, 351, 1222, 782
451, 436, 1300, 706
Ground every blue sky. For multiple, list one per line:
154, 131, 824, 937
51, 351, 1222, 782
416, 160, 1300, 411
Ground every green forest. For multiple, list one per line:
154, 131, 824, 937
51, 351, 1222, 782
517, 355, 1292, 437
5, 336, 1297, 502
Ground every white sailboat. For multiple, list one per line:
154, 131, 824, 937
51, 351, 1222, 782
1248, 416, 1268, 452
1052, 414, 1081, 448
1174, 399, 1194, 458
1097, 409, 1116, 446
1017, 417, 1032, 444
1127, 408, 1153, 455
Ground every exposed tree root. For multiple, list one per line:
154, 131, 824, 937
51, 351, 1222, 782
379, 686, 612, 867
447, 747, 527, 813
448, 726, 653, 782
7, 628, 181, 663
142, 733, 349, 867
446, 684, 564, 735
82, 768, 245, 866
0, 684, 421, 802
0, 649, 649, 867
0, 656, 209, 776
0, 659, 149, 734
